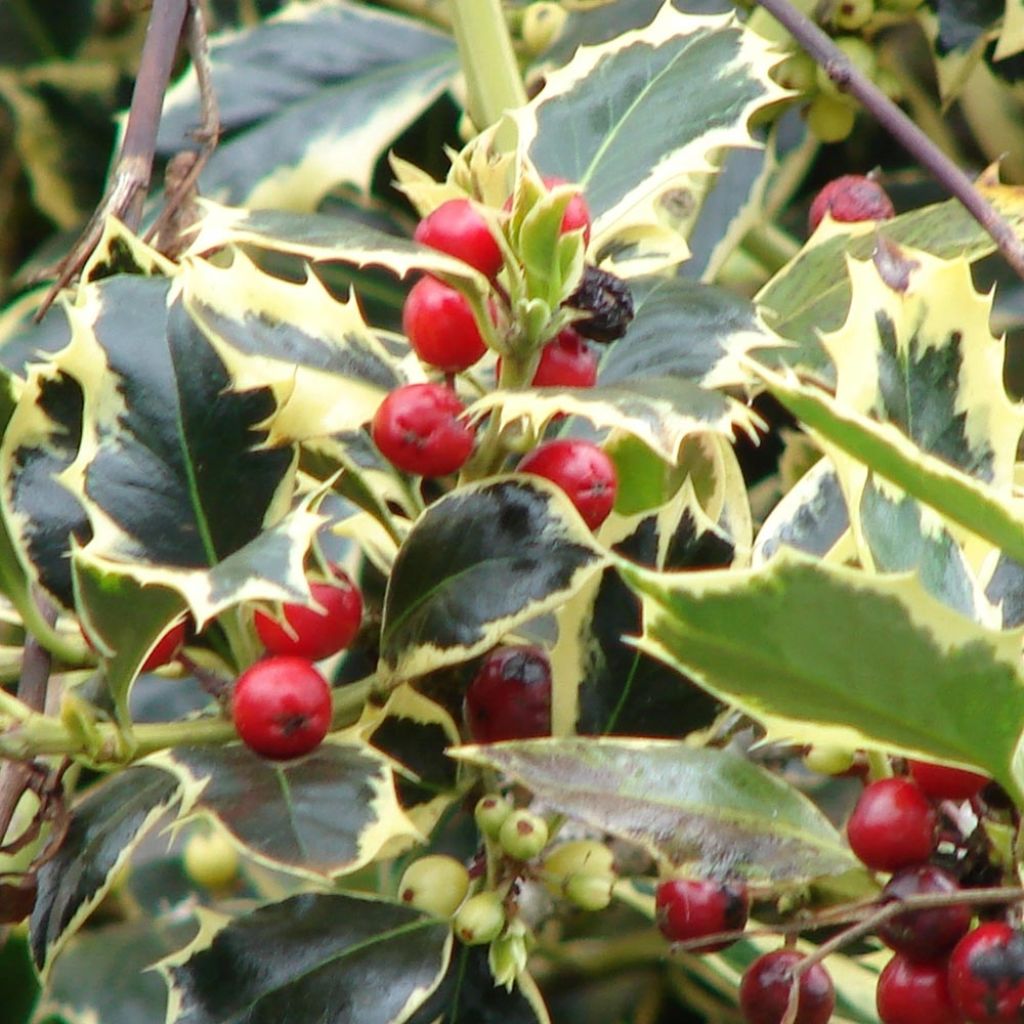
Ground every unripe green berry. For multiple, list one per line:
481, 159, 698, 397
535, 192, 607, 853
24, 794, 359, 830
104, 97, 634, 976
805, 95, 857, 143
879, 0, 923, 10
521, 2, 567, 54
398, 855, 470, 918
454, 891, 506, 945
540, 840, 615, 894
773, 52, 818, 94
563, 871, 615, 911
475, 795, 513, 839
815, 37, 876, 98
183, 828, 239, 891
833, 0, 875, 30
498, 810, 549, 861
804, 744, 856, 776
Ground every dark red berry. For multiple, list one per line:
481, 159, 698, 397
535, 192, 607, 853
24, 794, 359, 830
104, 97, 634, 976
372, 382, 475, 477
143, 620, 187, 671
531, 329, 599, 387
846, 777, 936, 872
542, 176, 592, 243
413, 198, 503, 278
654, 877, 749, 952
517, 439, 617, 530
909, 759, 988, 801
254, 574, 363, 662
948, 922, 1024, 1022
878, 865, 971, 961
739, 949, 835, 1024
877, 954, 960, 1024
808, 174, 895, 234
464, 645, 551, 743
402, 276, 488, 372
232, 656, 332, 760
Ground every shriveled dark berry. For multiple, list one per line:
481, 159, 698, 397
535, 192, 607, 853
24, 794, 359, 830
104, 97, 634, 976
878, 864, 971, 961
564, 265, 634, 343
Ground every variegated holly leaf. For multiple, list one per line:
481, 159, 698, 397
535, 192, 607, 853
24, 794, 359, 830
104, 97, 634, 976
986, 551, 1024, 628
553, 484, 730, 737
152, 740, 422, 878
513, 2, 786, 277
815, 244, 1024, 616
160, 893, 451, 1024
598, 275, 783, 390
752, 458, 850, 566
455, 738, 857, 882
750, 362, 1024, 568
180, 252, 407, 443
36, 914, 199, 1024
30, 766, 181, 978
756, 177, 1024, 382
379, 478, 610, 682
468, 382, 755, 466
156, 0, 458, 210
624, 551, 1024, 805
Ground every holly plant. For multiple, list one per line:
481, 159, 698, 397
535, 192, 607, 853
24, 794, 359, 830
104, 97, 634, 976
6, 1, 1024, 1023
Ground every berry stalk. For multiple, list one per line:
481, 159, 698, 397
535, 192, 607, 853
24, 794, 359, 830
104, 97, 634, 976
754, 0, 1024, 284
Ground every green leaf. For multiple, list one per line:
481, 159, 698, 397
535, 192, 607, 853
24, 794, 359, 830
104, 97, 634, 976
623, 551, 1024, 803
37, 915, 198, 1024
181, 251, 406, 443
598, 275, 783, 390
752, 361, 1024, 567
151, 741, 421, 878
29, 765, 181, 978
755, 179, 1024, 382
157, 0, 458, 210
453, 737, 857, 882
379, 478, 610, 681
160, 893, 451, 1024
514, 3, 785, 276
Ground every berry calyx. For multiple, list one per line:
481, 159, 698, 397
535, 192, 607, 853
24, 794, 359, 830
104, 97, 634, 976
846, 777, 936, 872
498, 809, 549, 861
402, 276, 488, 372
371, 382, 476, 477
454, 891, 506, 945
413, 199, 503, 278
254, 574, 363, 662
808, 174, 895, 234
909, 759, 988, 801
739, 949, 835, 1024
529, 329, 599, 388
876, 954, 960, 1024
465, 645, 552, 743
232, 656, 332, 760
655, 877, 750, 952
517, 439, 617, 530
398, 855, 470, 918
878, 865, 971, 961
948, 923, 1024, 1022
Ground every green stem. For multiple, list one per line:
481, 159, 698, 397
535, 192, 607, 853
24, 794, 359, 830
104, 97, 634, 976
741, 221, 800, 275
448, 0, 526, 147
0, 675, 377, 764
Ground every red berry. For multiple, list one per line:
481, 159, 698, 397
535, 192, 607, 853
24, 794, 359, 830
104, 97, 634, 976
142, 620, 188, 671
542, 176, 592, 243
909, 759, 988, 801
532, 329, 599, 387
371, 382, 475, 477
948, 922, 1024, 1022
877, 954, 960, 1024
654, 877, 749, 952
402, 276, 488, 372
413, 198, 503, 278
878, 865, 971, 961
517, 439, 617, 530
254, 575, 363, 662
739, 949, 835, 1024
465, 645, 551, 743
846, 777, 936, 872
808, 174, 895, 233
232, 656, 332, 760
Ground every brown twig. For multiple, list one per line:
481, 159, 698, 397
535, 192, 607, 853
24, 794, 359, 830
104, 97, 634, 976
755, 0, 1024, 283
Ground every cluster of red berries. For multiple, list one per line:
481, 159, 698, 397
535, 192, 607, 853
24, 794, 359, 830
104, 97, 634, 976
232, 568, 363, 760
842, 762, 1024, 1024
369, 182, 620, 531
